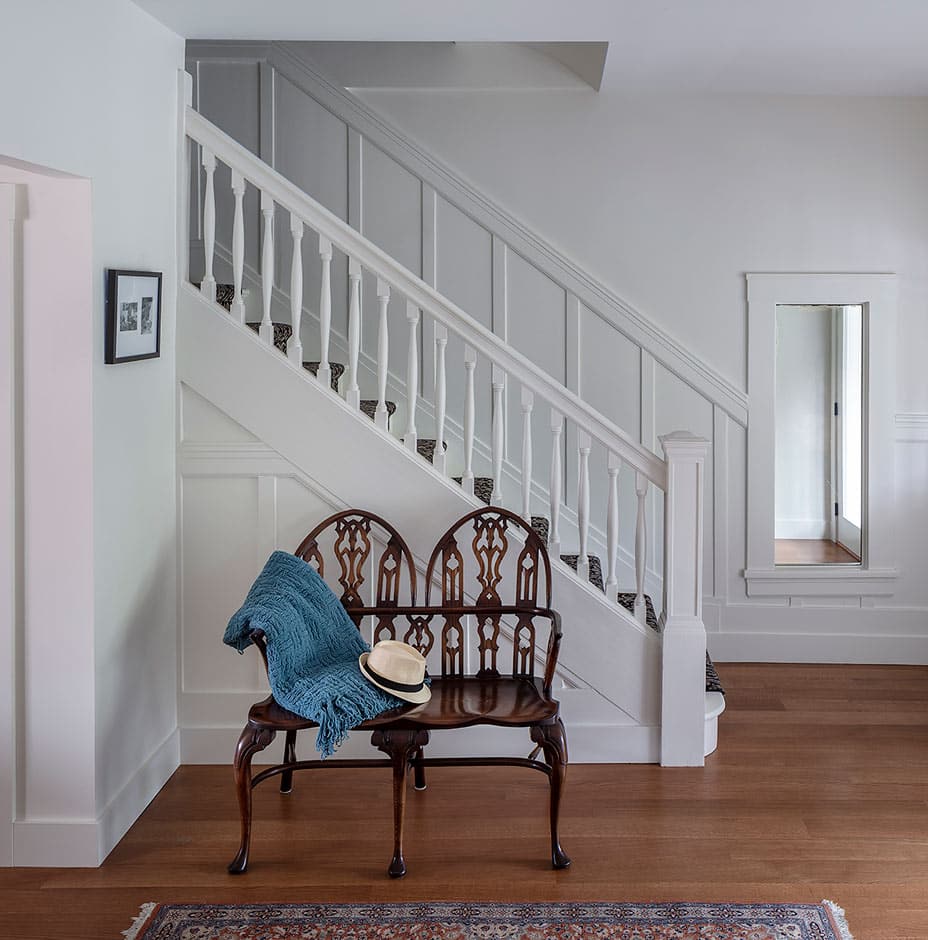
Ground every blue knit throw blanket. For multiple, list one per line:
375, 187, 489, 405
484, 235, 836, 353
223, 551, 402, 757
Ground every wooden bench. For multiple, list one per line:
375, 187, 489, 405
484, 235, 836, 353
228, 506, 569, 878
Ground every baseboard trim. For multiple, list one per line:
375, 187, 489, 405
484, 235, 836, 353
97, 728, 181, 863
708, 631, 928, 664
12, 819, 100, 868
181, 721, 661, 766
11, 729, 180, 867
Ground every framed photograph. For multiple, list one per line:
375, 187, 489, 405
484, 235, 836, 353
105, 269, 162, 363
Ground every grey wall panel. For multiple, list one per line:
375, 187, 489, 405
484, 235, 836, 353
505, 250, 567, 497
195, 61, 263, 280
359, 141, 423, 381
435, 196, 493, 329
274, 73, 349, 221
360, 139, 422, 275
580, 307, 641, 441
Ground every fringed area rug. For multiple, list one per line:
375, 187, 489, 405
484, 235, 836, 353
125, 900, 854, 940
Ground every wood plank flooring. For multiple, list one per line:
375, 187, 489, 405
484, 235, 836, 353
775, 538, 861, 565
1, 663, 926, 939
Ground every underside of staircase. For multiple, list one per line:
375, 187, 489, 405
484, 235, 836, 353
229, 299, 723, 697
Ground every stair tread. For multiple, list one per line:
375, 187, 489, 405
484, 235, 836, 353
417, 439, 449, 463
452, 476, 494, 505
246, 320, 292, 354
530, 515, 549, 543
303, 361, 346, 393
560, 553, 605, 593
359, 399, 396, 421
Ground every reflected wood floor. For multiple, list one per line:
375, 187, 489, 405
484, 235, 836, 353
775, 538, 861, 565
1, 664, 927, 940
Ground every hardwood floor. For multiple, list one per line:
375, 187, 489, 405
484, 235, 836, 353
1, 664, 926, 939
775, 538, 861, 565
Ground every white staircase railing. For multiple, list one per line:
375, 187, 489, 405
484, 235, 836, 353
183, 104, 709, 766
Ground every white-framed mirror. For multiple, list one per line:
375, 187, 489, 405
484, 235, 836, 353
744, 273, 897, 597
774, 304, 863, 566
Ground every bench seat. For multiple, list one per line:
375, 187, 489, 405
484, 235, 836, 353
247, 676, 559, 732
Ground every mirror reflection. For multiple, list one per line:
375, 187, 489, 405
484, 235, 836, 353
775, 304, 863, 566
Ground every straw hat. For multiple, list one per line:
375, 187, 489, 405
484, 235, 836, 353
359, 640, 431, 705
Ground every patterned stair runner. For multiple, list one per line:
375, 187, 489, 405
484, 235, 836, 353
303, 361, 345, 393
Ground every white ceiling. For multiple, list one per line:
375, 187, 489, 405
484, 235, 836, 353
133, 0, 928, 95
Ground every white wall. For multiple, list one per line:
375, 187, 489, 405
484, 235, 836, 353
775, 306, 832, 539
0, 0, 184, 864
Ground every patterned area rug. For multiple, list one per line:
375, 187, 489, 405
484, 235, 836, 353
126, 900, 853, 940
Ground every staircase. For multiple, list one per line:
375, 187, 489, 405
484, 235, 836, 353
181, 99, 721, 766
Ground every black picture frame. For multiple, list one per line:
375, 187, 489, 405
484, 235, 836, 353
104, 268, 162, 364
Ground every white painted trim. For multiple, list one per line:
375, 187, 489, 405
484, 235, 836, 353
711, 405, 729, 603
745, 274, 897, 599
743, 566, 898, 597
704, 691, 725, 757
13, 729, 179, 866
0, 181, 21, 867
895, 412, 928, 442
12, 819, 100, 868
180, 721, 661, 765
96, 729, 180, 862
774, 518, 831, 540
709, 628, 928, 664
186, 41, 748, 426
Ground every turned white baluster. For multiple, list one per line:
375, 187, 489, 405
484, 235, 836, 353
433, 324, 448, 473
317, 235, 333, 391
521, 387, 534, 522
374, 278, 390, 430
404, 300, 420, 452
549, 409, 563, 556
259, 191, 275, 346
229, 169, 246, 322
200, 147, 217, 302
491, 366, 506, 505
634, 471, 648, 622
287, 213, 303, 364
577, 430, 591, 581
605, 452, 621, 602
462, 346, 476, 495
346, 258, 362, 410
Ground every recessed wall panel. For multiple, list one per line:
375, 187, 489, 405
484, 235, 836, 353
182, 476, 260, 692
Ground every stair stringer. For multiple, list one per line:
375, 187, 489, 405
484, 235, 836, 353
178, 283, 663, 763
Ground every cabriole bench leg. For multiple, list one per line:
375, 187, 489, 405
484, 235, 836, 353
373, 729, 429, 878
413, 746, 427, 791
228, 724, 276, 874
532, 718, 571, 870
280, 729, 297, 793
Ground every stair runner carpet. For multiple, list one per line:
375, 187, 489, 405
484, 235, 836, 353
215, 295, 723, 695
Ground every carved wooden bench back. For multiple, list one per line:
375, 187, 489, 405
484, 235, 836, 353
424, 507, 552, 680
289, 507, 554, 685
293, 509, 418, 623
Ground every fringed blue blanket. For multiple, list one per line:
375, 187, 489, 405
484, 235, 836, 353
223, 551, 401, 757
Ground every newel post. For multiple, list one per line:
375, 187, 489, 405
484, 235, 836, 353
659, 430, 709, 767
